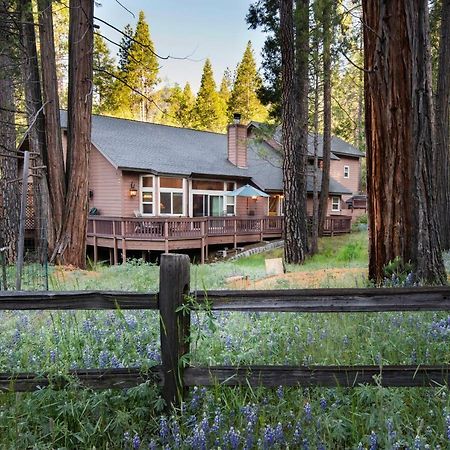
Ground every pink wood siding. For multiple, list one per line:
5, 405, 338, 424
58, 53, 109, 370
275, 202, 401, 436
121, 171, 140, 217
236, 196, 268, 216
307, 195, 345, 216
88, 146, 122, 216
329, 156, 361, 199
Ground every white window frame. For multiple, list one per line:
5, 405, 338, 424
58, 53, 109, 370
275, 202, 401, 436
140, 175, 155, 216
344, 165, 350, 178
158, 177, 186, 216
190, 180, 236, 217
331, 196, 340, 212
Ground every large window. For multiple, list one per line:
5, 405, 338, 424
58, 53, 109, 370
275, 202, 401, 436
191, 180, 236, 217
141, 175, 154, 215
159, 177, 185, 215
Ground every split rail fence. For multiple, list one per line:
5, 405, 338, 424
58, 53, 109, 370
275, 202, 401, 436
0, 254, 450, 409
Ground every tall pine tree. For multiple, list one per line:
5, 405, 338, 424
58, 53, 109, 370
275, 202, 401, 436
166, 83, 195, 128
192, 59, 223, 131
228, 41, 267, 123
93, 32, 116, 113
120, 11, 159, 121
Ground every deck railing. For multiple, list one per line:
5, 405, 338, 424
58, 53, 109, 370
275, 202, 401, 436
88, 214, 351, 241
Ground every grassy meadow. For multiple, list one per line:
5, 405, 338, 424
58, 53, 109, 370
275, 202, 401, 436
1, 232, 450, 449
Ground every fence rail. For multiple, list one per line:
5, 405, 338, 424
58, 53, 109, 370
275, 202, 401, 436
1, 255, 450, 409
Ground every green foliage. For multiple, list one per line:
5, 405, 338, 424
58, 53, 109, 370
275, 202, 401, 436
165, 83, 195, 128
192, 59, 225, 132
228, 41, 268, 123
92, 32, 116, 114
110, 11, 159, 121
383, 257, 414, 285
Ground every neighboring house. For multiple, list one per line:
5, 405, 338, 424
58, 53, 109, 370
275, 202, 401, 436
56, 112, 365, 263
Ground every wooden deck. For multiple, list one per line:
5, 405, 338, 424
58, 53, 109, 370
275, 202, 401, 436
87, 215, 352, 264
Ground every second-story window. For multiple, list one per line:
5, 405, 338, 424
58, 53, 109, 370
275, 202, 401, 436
344, 166, 350, 178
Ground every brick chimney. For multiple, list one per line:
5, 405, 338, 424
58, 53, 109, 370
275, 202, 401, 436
227, 113, 248, 168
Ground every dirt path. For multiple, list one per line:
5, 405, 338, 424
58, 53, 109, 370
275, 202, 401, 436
228, 267, 368, 289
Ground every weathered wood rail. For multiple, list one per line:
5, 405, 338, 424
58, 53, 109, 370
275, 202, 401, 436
0, 254, 449, 409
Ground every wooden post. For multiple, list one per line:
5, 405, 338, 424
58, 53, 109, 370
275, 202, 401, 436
233, 218, 237, 249
112, 221, 118, 265
93, 220, 98, 264
200, 221, 205, 264
164, 221, 169, 253
121, 220, 126, 263
16, 150, 30, 290
260, 218, 264, 241
159, 253, 190, 409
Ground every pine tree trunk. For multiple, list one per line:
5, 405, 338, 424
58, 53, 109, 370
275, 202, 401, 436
55, 0, 93, 268
311, 54, 320, 255
280, 0, 306, 264
0, 1, 20, 263
363, 0, 446, 284
434, 0, 450, 251
318, 1, 332, 236
294, 0, 309, 256
19, 0, 49, 263
37, 0, 66, 250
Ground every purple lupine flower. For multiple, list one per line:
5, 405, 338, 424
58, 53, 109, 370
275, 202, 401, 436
148, 440, 157, 450
191, 427, 207, 450
318, 443, 326, 450
159, 416, 170, 444
343, 335, 349, 346
225, 427, 240, 450
292, 422, 302, 445
132, 434, 141, 449
304, 402, 312, 421
319, 397, 327, 411
303, 438, 309, 450
123, 431, 130, 442
49, 350, 56, 363
98, 350, 109, 368
211, 410, 222, 434
241, 404, 258, 426
277, 385, 284, 399
356, 443, 363, 450
245, 421, 255, 449
445, 414, 450, 441
263, 426, 275, 449
369, 431, 377, 450
414, 435, 422, 449
274, 422, 284, 445
386, 418, 396, 442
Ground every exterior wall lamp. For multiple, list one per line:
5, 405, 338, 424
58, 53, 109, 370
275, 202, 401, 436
129, 182, 138, 198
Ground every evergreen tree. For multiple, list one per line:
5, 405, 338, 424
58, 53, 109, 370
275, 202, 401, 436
118, 24, 133, 72
228, 41, 267, 123
122, 11, 159, 121
93, 32, 116, 113
192, 59, 223, 131
166, 82, 195, 127
217, 68, 233, 129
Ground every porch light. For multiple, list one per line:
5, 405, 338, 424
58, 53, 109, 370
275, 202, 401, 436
129, 183, 138, 198
251, 195, 257, 200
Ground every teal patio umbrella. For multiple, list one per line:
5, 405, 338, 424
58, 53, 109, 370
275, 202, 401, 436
229, 184, 269, 198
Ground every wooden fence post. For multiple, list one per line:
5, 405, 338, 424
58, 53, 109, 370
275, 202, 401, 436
159, 253, 191, 409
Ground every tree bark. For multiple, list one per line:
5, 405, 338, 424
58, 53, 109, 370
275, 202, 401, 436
363, 0, 446, 285
434, 0, 450, 251
19, 0, 49, 263
37, 0, 66, 249
318, 0, 332, 236
294, 0, 309, 256
55, 0, 94, 268
280, 0, 307, 264
0, 0, 20, 263
311, 43, 320, 255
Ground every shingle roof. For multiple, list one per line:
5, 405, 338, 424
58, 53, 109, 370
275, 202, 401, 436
249, 121, 364, 159
60, 111, 352, 195
60, 111, 249, 179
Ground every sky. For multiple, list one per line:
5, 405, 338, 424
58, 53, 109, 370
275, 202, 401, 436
95, 0, 266, 93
